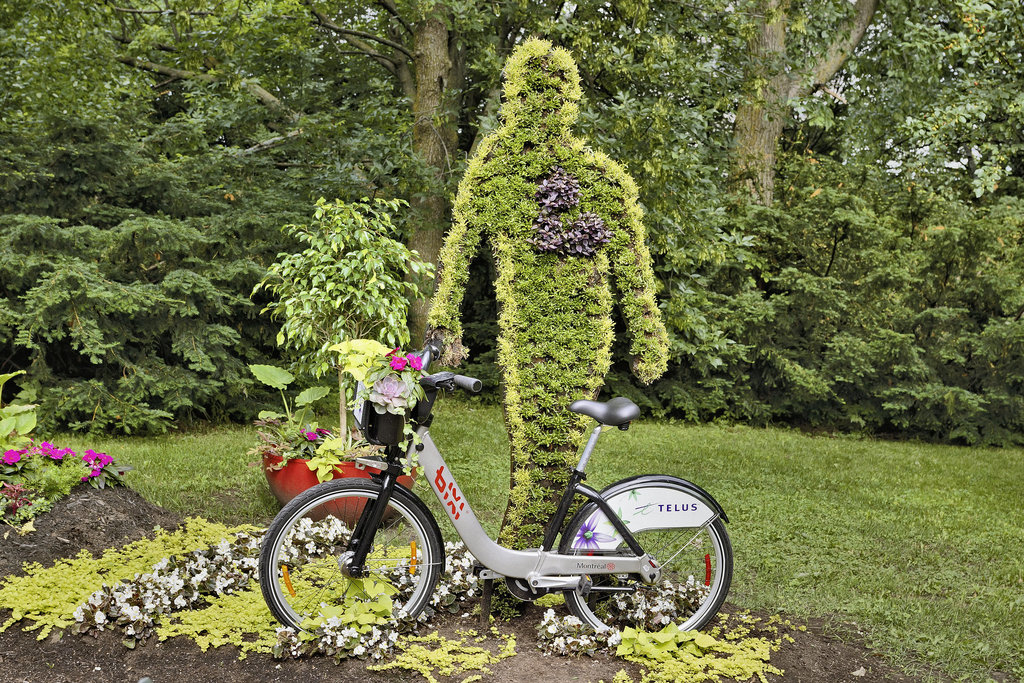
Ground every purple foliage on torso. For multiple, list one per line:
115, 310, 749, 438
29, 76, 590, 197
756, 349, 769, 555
561, 212, 611, 258
529, 167, 610, 258
528, 213, 566, 252
534, 166, 580, 214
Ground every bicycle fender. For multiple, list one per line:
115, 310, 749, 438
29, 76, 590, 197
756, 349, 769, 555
601, 474, 729, 523
565, 475, 728, 553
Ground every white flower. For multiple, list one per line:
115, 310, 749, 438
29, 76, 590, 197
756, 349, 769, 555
94, 611, 107, 625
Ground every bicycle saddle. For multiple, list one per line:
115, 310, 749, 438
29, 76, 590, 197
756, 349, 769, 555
568, 396, 640, 426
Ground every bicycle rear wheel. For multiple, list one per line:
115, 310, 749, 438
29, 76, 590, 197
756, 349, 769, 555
560, 503, 732, 632
259, 478, 443, 631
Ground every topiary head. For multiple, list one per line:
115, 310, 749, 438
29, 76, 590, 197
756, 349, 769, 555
500, 37, 583, 132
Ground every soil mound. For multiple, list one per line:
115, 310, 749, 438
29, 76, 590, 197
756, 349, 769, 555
1, 485, 181, 577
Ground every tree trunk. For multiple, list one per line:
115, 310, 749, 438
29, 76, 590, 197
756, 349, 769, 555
730, 0, 879, 206
730, 0, 789, 206
407, 12, 459, 344
338, 368, 348, 442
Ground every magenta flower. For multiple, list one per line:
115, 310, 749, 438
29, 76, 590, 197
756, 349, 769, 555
408, 355, 423, 371
303, 431, 318, 441
390, 355, 408, 371
80, 449, 112, 472
3, 450, 23, 465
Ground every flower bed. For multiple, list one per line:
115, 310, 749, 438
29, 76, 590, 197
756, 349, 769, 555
2, 440, 130, 527
0, 513, 785, 682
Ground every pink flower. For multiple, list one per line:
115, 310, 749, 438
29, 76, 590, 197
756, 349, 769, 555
408, 355, 423, 371
3, 450, 23, 465
390, 355, 408, 371
303, 431, 318, 441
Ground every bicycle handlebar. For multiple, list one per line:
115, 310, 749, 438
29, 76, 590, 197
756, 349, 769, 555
418, 342, 441, 371
453, 374, 482, 394
415, 344, 482, 394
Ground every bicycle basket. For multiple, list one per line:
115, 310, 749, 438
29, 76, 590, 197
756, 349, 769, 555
359, 403, 406, 445
353, 384, 407, 445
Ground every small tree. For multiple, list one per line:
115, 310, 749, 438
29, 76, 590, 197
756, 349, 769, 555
254, 197, 433, 438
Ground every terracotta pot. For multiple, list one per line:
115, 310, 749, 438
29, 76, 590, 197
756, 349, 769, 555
262, 452, 415, 525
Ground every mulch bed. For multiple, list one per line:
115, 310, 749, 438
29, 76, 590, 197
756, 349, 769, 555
1, 486, 923, 683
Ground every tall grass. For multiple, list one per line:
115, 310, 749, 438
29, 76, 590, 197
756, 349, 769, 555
58, 401, 1024, 681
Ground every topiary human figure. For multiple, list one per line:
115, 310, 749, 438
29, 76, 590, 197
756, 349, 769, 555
426, 37, 669, 555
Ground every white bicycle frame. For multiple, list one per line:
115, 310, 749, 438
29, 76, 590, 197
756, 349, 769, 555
409, 426, 662, 591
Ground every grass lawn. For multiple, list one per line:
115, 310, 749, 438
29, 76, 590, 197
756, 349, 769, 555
59, 400, 1024, 682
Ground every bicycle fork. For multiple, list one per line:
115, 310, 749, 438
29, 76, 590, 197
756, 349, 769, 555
339, 457, 404, 578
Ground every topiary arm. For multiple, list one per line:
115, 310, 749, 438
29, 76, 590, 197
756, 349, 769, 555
425, 170, 486, 367
606, 164, 669, 385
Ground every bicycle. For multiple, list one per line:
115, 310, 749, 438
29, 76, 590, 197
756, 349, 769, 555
259, 344, 732, 634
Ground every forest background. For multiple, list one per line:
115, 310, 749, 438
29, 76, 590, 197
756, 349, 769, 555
1, 0, 1022, 445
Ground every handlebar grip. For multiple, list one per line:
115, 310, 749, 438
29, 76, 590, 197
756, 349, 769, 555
453, 374, 482, 394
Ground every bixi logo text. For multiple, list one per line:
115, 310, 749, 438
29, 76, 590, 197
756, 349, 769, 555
434, 466, 465, 520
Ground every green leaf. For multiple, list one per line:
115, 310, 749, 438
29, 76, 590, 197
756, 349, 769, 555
249, 364, 294, 390
692, 632, 718, 650
0, 371, 25, 396
14, 411, 37, 435
295, 386, 330, 407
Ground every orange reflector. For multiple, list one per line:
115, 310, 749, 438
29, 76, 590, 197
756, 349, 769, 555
282, 565, 296, 597
410, 541, 417, 575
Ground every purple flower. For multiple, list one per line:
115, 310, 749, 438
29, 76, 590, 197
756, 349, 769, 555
573, 518, 616, 550
303, 431, 318, 441
3, 449, 23, 465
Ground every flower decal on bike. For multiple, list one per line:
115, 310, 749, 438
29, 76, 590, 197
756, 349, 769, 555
573, 518, 616, 550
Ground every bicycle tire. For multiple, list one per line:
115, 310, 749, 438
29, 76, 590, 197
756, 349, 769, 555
559, 489, 732, 632
259, 478, 443, 631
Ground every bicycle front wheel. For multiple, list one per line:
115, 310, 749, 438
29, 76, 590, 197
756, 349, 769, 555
259, 478, 443, 631
560, 505, 732, 632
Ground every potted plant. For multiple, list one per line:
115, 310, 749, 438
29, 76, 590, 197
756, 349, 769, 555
248, 360, 418, 514
252, 197, 433, 445
344, 342, 428, 447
